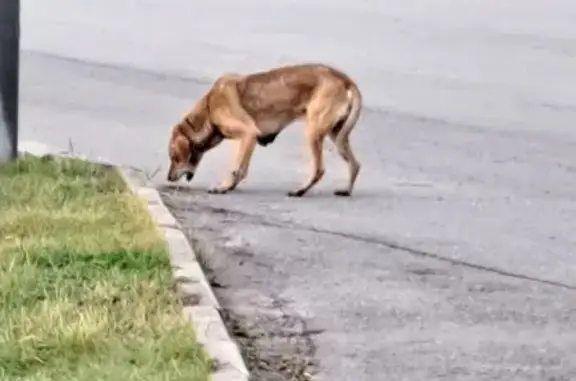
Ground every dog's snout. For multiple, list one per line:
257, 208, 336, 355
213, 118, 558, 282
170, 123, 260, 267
166, 169, 194, 182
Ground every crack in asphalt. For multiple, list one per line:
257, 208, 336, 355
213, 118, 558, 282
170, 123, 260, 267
189, 202, 576, 292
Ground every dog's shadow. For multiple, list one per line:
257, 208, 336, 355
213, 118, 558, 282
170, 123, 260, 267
157, 183, 379, 200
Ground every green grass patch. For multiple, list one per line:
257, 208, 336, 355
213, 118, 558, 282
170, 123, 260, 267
0, 154, 211, 381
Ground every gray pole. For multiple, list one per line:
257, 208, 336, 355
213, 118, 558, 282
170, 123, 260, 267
0, 0, 20, 162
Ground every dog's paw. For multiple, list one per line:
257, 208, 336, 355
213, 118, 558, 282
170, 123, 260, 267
333, 189, 351, 197
287, 189, 306, 198
207, 187, 228, 195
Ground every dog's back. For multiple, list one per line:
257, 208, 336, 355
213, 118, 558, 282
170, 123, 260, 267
236, 63, 355, 126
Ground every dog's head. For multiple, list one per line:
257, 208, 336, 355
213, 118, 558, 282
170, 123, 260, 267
166, 125, 205, 183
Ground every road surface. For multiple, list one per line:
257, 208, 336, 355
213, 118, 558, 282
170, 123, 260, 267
20, 0, 576, 380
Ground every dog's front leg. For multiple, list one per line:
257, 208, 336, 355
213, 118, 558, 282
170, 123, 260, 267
208, 134, 257, 194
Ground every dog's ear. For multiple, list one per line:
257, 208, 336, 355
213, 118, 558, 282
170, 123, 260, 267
176, 133, 191, 159
169, 126, 191, 161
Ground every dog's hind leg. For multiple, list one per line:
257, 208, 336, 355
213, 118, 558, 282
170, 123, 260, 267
287, 126, 326, 197
328, 85, 362, 196
329, 126, 360, 197
287, 94, 337, 197
288, 81, 359, 198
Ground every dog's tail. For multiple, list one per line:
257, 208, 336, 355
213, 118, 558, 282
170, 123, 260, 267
332, 83, 363, 146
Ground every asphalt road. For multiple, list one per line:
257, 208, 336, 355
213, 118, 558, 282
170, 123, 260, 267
20, 0, 576, 380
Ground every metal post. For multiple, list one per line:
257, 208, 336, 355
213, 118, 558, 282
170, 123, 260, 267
0, 0, 20, 162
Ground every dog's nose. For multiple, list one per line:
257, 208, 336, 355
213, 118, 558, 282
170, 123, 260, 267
185, 172, 194, 181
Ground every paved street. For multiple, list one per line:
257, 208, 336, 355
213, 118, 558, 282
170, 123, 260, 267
20, 0, 576, 380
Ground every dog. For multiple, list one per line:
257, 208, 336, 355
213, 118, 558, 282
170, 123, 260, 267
167, 63, 363, 197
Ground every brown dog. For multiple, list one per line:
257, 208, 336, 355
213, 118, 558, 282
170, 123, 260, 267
167, 63, 363, 197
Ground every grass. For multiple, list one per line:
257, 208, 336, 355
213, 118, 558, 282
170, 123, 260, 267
0, 154, 211, 381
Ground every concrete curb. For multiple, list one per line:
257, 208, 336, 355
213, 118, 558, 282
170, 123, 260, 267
18, 141, 250, 381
